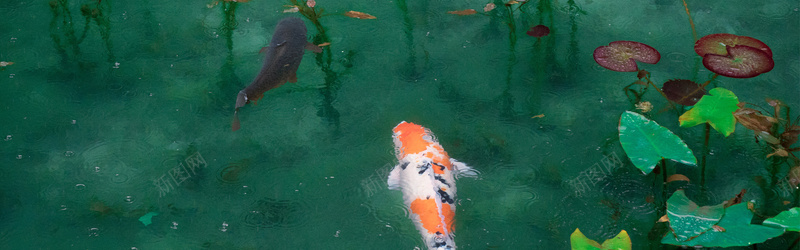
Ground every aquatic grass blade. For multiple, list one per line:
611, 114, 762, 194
619, 111, 697, 174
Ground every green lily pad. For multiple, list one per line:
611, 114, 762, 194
679, 88, 740, 137
763, 207, 800, 231
662, 202, 785, 247
619, 111, 697, 174
665, 190, 725, 241
571, 228, 632, 250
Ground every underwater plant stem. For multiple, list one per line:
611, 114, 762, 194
681, 0, 698, 42
701, 123, 710, 187
788, 236, 800, 250
644, 74, 677, 110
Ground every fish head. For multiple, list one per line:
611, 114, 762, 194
392, 121, 436, 160
428, 232, 456, 250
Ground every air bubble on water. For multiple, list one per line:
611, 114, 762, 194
88, 228, 99, 237
64, 151, 74, 157
4, 135, 11, 141
171, 221, 178, 230
75, 184, 86, 191
124, 195, 134, 203
16, 155, 22, 159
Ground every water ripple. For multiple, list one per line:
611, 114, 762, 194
240, 198, 309, 230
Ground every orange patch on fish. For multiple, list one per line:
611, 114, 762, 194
410, 198, 447, 235
393, 122, 430, 156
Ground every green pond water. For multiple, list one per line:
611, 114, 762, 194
1, 0, 799, 249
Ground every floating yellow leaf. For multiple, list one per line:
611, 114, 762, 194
531, 114, 544, 118
283, 6, 299, 13
505, 0, 520, 6
345, 11, 376, 19
447, 9, 478, 16
318, 42, 331, 47
484, 3, 496, 12
666, 174, 690, 183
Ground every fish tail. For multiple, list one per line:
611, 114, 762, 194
232, 110, 241, 131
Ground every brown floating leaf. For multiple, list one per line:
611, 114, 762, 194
661, 79, 705, 106
712, 225, 726, 232
447, 9, 478, 16
637, 69, 648, 79
757, 131, 781, 145
526, 25, 550, 38
658, 214, 669, 222
505, 0, 520, 6
781, 126, 800, 148
531, 114, 545, 118
484, 3, 496, 12
767, 147, 789, 158
724, 189, 746, 208
733, 107, 774, 132
666, 174, 690, 183
0, 61, 13, 67
345, 11, 377, 19
318, 42, 331, 47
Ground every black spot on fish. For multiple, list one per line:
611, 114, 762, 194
435, 176, 451, 187
432, 162, 446, 172
418, 163, 430, 175
438, 189, 454, 204
400, 161, 409, 170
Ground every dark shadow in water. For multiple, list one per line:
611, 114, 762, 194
48, 0, 116, 68
395, 0, 428, 82
215, 1, 242, 106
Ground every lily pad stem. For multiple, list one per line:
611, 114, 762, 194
701, 123, 710, 187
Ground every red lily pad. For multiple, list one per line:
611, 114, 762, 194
527, 25, 550, 38
662, 79, 706, 106
594, 41, 661, 72
703, 45, 774, 78
695, 33, 772, 58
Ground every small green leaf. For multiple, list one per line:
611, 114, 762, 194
571, 229, 632, 250
679, 88, 740, 137
619, 111, 697, 174
138, 211, 159, 226
763, 207, 800, 231
662, 202, 785, 247
665, 190, 725, 241
571, 229, 602, 250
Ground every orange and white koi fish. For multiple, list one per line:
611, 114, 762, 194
388, 121, 476, 250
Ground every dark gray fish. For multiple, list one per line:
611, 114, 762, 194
232, 17, 321, 131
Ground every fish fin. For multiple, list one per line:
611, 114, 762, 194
387, 163, 403, 190
259, 46, 268, 54
232, 111, 241, 131
451, 159, 479, 178
305, 42, 322, 53
288, 72, 298, 83
235, 91, 248, 109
